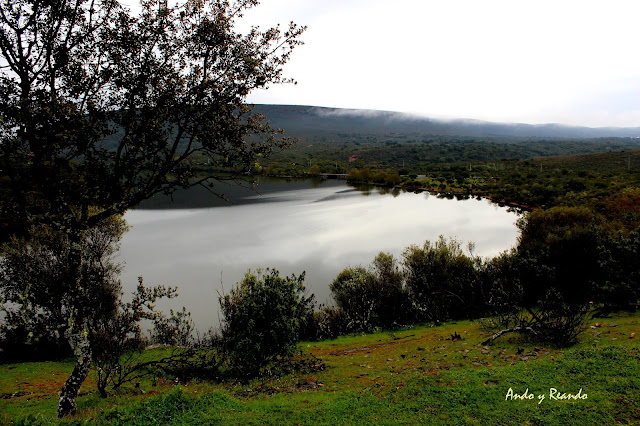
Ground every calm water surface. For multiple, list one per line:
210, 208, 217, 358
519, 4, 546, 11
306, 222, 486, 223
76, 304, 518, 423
119, 179, 520, 329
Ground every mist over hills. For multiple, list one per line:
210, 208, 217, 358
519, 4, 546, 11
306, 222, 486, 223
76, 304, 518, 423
253, 104, 640, 140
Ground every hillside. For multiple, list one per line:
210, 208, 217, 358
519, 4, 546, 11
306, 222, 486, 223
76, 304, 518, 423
2, 313, 638, 424
253, 104, 640, 140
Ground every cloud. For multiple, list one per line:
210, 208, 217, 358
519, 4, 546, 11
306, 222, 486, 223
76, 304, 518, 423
246, 0, 640, 127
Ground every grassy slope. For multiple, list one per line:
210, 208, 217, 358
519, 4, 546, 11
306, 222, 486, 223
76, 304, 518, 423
1, 312, 639, 425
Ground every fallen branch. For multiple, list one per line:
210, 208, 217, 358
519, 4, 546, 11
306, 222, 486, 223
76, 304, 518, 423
482, 326, 538, 346
389, 333, 416, 341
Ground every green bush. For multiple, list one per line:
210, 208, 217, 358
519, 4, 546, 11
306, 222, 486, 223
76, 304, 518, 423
403, 237, 480, 323
311, 305, 350, 340
329, 253, 409, 333
219, 268, 314, 381
150, 307, 194, 347
329, 266, 378, 332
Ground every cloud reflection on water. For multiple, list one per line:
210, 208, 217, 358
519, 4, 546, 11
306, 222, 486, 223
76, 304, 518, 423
119, 182, 520, 329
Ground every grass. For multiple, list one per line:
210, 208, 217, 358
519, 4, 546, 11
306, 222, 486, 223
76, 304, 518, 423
1, 311, 639, 425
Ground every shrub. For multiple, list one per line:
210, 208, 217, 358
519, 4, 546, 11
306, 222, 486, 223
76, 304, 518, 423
151, 307, 194, 347
479, 211, 598, 346
480, 250, 524, 330
90, 278, 180, 397
403, 237, 479, 323
370, 252, 411, 326
329, 253, 410, 333
311, 305, 350, 340
219, 269, 315, 381
533, 289, 591, 346
329, 267, 378, 332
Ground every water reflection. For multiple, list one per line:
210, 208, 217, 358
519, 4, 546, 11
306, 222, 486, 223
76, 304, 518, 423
119, 179, 520, 330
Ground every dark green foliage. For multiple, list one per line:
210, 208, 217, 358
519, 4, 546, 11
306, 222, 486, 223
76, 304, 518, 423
516, 207, 602, 306
480, 250, 524, 329
596, 231, 640, 310
219, 269, 315, 381
0, 218, 127, 363
150, 307, 194, 347
347, 168, 402, 186
482, 208, 601, 345
532, 290, 592, 346
329, 267, 378, 333
328, 253, 410, 334
311, 306, 351, 340
403, 237, 480, 323
370, 253, 410, 326
481, 207, 639, 345
516, 207, 640, 311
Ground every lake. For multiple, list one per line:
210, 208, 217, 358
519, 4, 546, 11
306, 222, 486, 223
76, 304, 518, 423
119, 179, 521, 330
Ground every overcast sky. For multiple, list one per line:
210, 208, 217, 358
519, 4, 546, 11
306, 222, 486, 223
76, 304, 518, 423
232, 0, 640, 127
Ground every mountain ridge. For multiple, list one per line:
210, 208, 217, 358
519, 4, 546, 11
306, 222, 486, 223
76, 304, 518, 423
252, 104, 640, 139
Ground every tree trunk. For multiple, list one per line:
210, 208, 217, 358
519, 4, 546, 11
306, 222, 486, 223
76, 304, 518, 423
96, 367, 109, 399
58, 323, 92, 417
58, 229, 92, 418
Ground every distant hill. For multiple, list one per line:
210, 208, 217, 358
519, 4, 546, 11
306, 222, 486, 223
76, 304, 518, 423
252, 104, 640, 140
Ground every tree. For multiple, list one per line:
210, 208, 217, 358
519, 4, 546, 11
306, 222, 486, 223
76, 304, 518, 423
0, 0, 304, 416
0, 215, 183, 398
308, 163, 321, 176
0, 216, 128, 364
